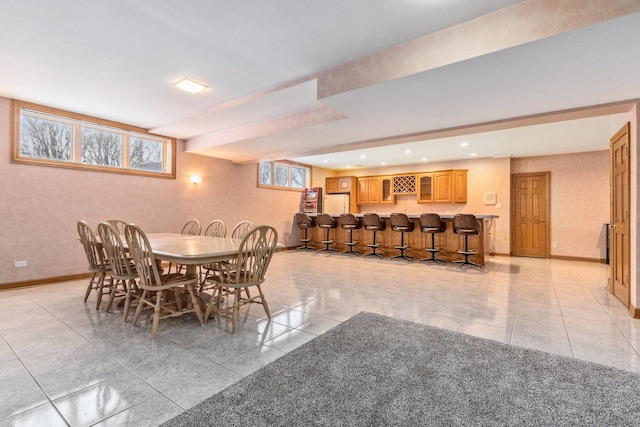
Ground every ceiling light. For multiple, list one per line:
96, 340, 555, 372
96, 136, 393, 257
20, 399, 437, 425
461, 142, 469, 147
381, 162, 386, 165
470, 153, 478, 157
360, 155, 366, 159
405, 150, 412, 154
323, 159, 329, 163
174, 78, 208, 94
421, 158, 428, 161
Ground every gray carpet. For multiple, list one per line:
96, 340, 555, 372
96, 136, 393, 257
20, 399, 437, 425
163, 312, 640, 426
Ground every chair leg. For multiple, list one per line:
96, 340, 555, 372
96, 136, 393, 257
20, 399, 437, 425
151, 292, 162, 339
342, 229, 360, 256
84, 272, 97, 302
257, 284, 271, 318
232, 289, 241, 334
296, 228, 316, 250
319, 228, 337, 253
420, 233, 446, 265
453, 235, 482, 269
392, 232, 412, 262
365, 230, 384, 259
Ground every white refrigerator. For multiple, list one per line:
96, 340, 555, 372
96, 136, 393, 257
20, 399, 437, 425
323, 194, 350, 214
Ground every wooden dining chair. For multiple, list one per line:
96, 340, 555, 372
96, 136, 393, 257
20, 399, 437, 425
124, 224, 204, 339
203, 219, 226, 238
97, 222, 140, 320
200, 220, 227, 289
106, 219, 128, 235
203, 225, 278, 333
77, 221, 112, 310
231, 220, 255, 239
171, 219, 202, 273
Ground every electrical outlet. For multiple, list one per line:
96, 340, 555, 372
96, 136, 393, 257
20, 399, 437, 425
14, 261, 27, 267
552, 242, 558, 249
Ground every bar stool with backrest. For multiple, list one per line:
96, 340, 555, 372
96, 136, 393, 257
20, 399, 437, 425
419, 213, 447, 265
316, 213, 338, 253
294, 213, 316, 250
390, 213, 415, 262
453, 214, 482, 269
362, 213, 386, 258
339, 213, 362, 256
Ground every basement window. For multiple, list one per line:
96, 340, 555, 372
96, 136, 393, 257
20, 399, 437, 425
11, 100, 176, 178
258, 161, 311, 190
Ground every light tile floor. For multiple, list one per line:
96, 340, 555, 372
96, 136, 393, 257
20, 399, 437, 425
1, 251, 639, 426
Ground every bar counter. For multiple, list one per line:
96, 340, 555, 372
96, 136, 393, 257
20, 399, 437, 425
306, 213, 498, 265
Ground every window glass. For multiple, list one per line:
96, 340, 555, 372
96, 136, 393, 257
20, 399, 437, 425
275, 164, 289, 186
19, 113, 72, 161
291, 166, 306, 188
259, 162, 273, 185
130, 136, 163, 172
12, 101, 175, 178
257, 161, 311, 190
82, 127, 123, 167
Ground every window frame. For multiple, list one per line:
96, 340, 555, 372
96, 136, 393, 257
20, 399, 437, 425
11, 99, 177, 179
257, 160, 312, 191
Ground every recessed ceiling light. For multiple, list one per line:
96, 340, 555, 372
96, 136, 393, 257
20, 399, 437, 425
460, 142, 469, 147
470, 153, 478, 157
360, 155, 366, 159
346, 165, 352, 169
405, 149, 412, 154
323, 159, 329, 163
381, 162, 386, 165
421, 158, 428, 161
174, 78, 208, 94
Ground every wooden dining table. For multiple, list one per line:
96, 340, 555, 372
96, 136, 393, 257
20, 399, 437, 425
145, 233, 284, 275
145, 233, 244, 275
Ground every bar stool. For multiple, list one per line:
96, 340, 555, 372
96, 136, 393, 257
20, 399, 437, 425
294, 213, 316, 250
390, 213, 415, 262
453, 214, 482, 269
362, 213, 386, 259
419, 213, 447, 265
316, 213, 338, 253
339, 213, 362, 256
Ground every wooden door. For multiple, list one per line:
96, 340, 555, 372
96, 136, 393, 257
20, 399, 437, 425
610, 123, 630, 306
511, 173, 550, 257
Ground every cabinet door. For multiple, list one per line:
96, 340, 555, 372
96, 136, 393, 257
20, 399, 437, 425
433, 172, 452, 203
417, 173, 434, 203
380, 177, 394, 204
338, 176, 351, 192
368, 177, 381, 203
326, 177, 339, 193
357, 178, 369, 204
453, 170, 467, 203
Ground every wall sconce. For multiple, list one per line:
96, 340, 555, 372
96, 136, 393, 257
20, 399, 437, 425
190, 175, 202, 184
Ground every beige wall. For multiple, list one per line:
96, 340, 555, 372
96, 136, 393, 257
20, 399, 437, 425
0, 97, 302, 285
511, 151, 609, 260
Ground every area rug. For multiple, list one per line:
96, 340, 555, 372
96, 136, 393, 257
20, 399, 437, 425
163, 312, 640, 426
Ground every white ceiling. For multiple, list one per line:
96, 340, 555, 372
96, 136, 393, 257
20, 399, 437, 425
1, 1, 639, 171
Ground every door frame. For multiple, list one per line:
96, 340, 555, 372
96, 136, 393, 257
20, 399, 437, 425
510, 172, 551, 258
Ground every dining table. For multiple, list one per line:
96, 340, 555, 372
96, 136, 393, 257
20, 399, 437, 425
145, 233, 284, 275
145, 233, 244, 275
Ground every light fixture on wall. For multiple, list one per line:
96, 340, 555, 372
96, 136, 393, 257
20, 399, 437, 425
174, 78, 208, 94
190, 175, 202, 184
